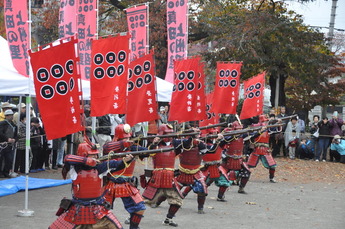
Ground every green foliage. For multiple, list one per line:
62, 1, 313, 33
191, 0, 344, 110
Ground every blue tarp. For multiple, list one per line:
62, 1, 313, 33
0, 176, 72, 197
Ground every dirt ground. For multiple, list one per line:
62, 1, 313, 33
0, 157, 344, 229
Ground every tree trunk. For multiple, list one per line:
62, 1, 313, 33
269, 73, 286, 107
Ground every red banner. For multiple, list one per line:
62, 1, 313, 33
168, 57, 201, 123
58, 0, 77, 39
240, 72, 265, 120
4, 0, 30, 76
77, 0, 97, 80
165, 0, 188, 83
212, 62, 242, 114
126, 4, 148, 61
127, 52, 159, 126
195, 62, 206, 121
199, 92, 218, 128
90, 35, 130, 117
29, 38, 84, 140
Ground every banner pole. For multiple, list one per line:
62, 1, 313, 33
18, 0, 34, 217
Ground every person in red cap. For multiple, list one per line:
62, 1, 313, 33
49, 139, 133, 229
246, 114, 278, 183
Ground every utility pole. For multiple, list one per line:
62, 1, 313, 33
327, 0, 338, 47
322, 0, 338, 117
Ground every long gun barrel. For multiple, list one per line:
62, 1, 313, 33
98, 147, 175, 161
198, 122, 228, 130
278, 114, 297, 121
205, 123, 284, 139
132, 132, 200, 141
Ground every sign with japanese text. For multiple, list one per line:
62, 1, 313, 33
165, 0, 188, 83
195, 61, 206, 121
29, 38, 84, 140
77, 0, 97, 80
90, 35, 130, 117
58, 0, 77, 39
127, 52, 159, 126
4, 0, 30, 76
212, 62, 242, 114
240, 72, 265, 120
168, 56, 202, 123
126, 4, 148, 61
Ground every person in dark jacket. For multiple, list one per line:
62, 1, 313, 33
29, 117, 46, 172
316, 117, 331, 161
0, 109, 18, 177
96, 114, 112, 154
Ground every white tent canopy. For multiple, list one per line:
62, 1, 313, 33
0, 36, 35, 96
0, 36, 174, 101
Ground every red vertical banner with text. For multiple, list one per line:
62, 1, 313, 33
4, 0, 30, 76
240, 72, 265, 120
126, 4, 148, 61
58, 0, 77, 39
195, 61, 206, 121
90, 35, 130, 117
168, 57, 200, 123
29, 38, 84, 140
77, 0, 97, 80
165, 0, 188, 83
212, 62, 242, 114
127, 52, 159, 126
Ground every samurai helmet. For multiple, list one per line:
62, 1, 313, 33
77, 136, 99, 157
114, 124, 132, 141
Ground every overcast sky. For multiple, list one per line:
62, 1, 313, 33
285, 0, 345, 34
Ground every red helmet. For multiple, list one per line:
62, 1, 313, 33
259, 114, 268, 123
158, 124, 174, 135
114, 124, 132, 141
77, 142, 99, 157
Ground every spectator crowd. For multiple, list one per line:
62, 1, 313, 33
0, 101, 344, 179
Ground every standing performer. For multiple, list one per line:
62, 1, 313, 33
175, 128, 219, 214
103, 124, 148, 229
218, 121, 251, 195
246, 115, 278, 183
49, 140, 133, 229
142, 124, 182, 227
197, 128, 231, 202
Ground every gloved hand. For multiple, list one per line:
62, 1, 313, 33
85, 157, 97, 167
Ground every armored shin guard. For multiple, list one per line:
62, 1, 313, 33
167, 204, 180, 219
130, 213, 143, 229
269, 168, 275, 180
218, 186, 227, 199
197, 194, 206, 210
239, 177, 249, 188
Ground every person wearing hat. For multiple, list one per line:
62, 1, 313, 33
13, 103, 26, 125
158, 106, 167, 126
0, 109, 18, 178
330, 135, 344, 163
0, 102, 13, 122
